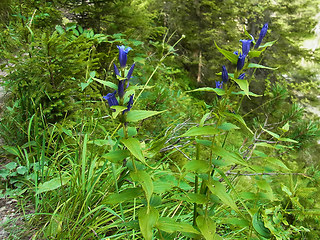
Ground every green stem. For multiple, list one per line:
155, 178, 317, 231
193, 142, 200, 226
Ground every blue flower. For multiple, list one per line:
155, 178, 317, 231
222, 65, 228, 83
237, 53, 245, 71
117, 45, 132, 68
215, 81, 223, 89
238, 73, 246, 79
233, 51, 239, 55
103, 91, 119, 108
240, 39, 252, 56
118, 80, 125, 98
255, 23, 268, 49
123, 95, 134, 113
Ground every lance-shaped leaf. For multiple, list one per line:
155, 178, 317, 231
104, 187, 143, 204
248, 63, 278, 70
111, 106, 127, 118
156, 217, 200, 234
131, 170, 154, 206
231, 91, 262, 97
224, 112, 254, 134
206, 179, 239, 213
36, 176, 70, 194
252, 210, 272, 238
126, 110, 165, 122
214, 41, 238, 64
121, 138, 145, 163
233, 78, 249, 97
102, 150, 130, 163
93, 78, 118, 89
187, 87, 225, 96
181, 126, 220, 137
196, 215, 216, 240
138, 206, 159, 240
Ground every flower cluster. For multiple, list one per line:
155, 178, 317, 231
104, 45, 135, 113
215, 23, 268, 90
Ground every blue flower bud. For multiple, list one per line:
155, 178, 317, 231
233, 51, 239, 55
240, 39, 252, 56
117, 45, 132, 68
113, 63, 120, 76
222, 65, 228, 83
237, 54, 245, 71
255, 23, 268, 49
123, 95, 134, 113
238, 73, 246, 79
126, 63, 135, 88
118, 80, 125, 98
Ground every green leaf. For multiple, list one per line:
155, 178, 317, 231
224, 112, 253, 134
156, 217, 200, 234
206, 180, 239, 212
248, 50, 263, 58
55, 25, 65, 34
214, 41, 238, 64
130, 170, 153, 205
5, 162, 17, 170
111, 106, 127, 118
233, 79, 249, 96
252, 210, 272, 238
93, 78, 118, 89
211, 145, 247, 166
265, 157, 289, 170
102, 150, 130, 163
174, 193, 208, 204
248, 63, 278, 70
258, 40, 277, 48
181, 126, 220, 137
104, 188, 143, 204
196, 215, 216, 240
16, 166, 28, 175
126, 110, 165, 122
36, 176, 70, 194
231, 91, 262, 97
2, 146, 20, 156
262, 127, 280, 139
121, 138, 145, 163
280, 122, 290, 132
138, 206, 159, 240
184, 160, 211, 173
278, 137, 298, 143
117, 127, 137, 138
187, 87, 225, 96
218, 122, 240, 131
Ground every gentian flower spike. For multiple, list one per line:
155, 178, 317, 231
238, 73, 246, 79
113, 63, 120, 77
103, 91, 119, 108
222, 65, 228, 83
118, 80, 125, 98
237, 53, 245, 71
255, 23, 268, 49
117, 45, 132, 68
240, 39, 252, 56
126, 63, 135, 88
215, 81, 223, 89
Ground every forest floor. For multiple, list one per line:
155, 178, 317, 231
0, 67, 35, 239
